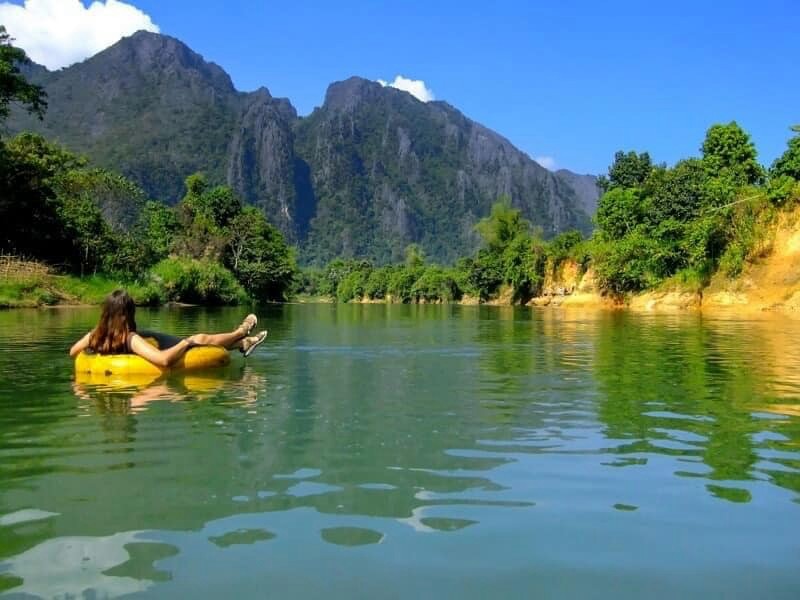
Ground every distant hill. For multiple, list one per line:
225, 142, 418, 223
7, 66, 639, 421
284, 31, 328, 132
10, 31, 599, 264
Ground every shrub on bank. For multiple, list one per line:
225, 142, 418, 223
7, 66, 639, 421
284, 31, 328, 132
410, 266, 462, 302
148, 257, 248, 305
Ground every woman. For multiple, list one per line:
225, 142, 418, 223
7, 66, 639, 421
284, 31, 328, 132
69, 289, 268, 367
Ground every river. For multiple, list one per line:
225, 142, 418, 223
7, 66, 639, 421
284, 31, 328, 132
0, 304, 798, 598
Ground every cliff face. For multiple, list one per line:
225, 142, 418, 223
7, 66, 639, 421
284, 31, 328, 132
529, 207, 800, 314
295, 77, 595, 263
10, 31, 600, 263
226, 89, 305, 240
701, 208, 800, 312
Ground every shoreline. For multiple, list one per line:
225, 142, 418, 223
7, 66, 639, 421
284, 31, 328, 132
3, 293, 799, 316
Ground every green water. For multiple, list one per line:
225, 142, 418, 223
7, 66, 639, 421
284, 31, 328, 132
0, 304, 799, 598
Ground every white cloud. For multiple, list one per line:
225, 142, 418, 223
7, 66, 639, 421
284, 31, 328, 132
534, 155, 557, 170
377, 75, 435, 102
0, 0, 159, 70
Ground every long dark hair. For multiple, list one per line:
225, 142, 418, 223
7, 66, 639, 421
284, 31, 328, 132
88, 290, 137, 354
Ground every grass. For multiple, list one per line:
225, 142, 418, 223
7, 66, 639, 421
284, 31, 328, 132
0, 257, 159, 308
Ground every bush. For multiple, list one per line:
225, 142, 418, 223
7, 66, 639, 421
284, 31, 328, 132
502, 235, 546, 301
547, 230, 584, 266
364, 266, 392, 299
337, 269, 371, 302
387, 266, 422, 303
767, 175, 796, 206
592, 229, 665, 294
317, 259, 371, 298
293, 267, 324, 296
461, 252, 503, 300
717, 195, 774, 277
148, 257, 248, 305
411, 266, 462, 302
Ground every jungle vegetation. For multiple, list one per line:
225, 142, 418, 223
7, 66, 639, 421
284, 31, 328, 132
2, 26, 798, 307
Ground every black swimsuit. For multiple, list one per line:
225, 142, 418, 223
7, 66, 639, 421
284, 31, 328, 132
134, 330, 185, 351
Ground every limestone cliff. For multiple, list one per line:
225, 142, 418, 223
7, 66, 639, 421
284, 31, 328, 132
9, 31, 599, 264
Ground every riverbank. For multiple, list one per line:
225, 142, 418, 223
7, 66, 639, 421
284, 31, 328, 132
535, 206, 800, 314
6, 206, 800, 314
0, 261, 141, 308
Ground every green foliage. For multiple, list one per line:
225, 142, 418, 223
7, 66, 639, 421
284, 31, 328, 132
766, 175, 796, 206
55, 167, 147, 229
770, 126, 800, 181
474, 197, 529, 251
589, 122, 792, 296
148, 257, 248, 305
182, 174, 241, 229
173, 174, 231, 260
57, 186, 113, 275
404, 243, 426, 269
387, 266, 423, 303
460, 252, 503, 300
682, 213, 728, 272
0, 133, 85, 261
140, 201, 180, 260
337, 268, 371, 302
502, 235, 546, 301
547, 230, 584, 265
364, 266, 393, 299
0, 136, 296, 305
316, 258, 372, 298
717, 193, 774, 278
592, 229, 664, 294
595, 187, 647, 240
410, 266, 461, 302
648, 158, 708, 222
0, 26, 47, 124
701, 122, 764, 186
226, 206, 296, 301
597, 150, 653, 192
292, 267, 324, 296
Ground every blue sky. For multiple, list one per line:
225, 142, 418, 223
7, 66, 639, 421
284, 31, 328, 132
1, 0, 798, 175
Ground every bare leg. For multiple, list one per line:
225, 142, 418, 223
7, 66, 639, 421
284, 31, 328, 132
188, 329, 247, 349
186, 314, 257, 350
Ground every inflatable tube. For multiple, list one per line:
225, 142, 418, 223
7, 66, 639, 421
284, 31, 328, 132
74, 337, 230, 376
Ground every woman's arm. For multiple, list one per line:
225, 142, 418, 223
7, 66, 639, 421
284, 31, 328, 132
129, 333, 195, 368
69, 331, 92, 358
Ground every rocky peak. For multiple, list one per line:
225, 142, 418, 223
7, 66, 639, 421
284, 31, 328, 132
322, 76, 390, 112
84, 30, 235, 94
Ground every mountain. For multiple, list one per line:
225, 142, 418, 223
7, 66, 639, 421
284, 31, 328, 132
10, 31, 599, 264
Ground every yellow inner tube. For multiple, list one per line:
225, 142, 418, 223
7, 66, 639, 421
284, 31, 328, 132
74, 337, 230, 376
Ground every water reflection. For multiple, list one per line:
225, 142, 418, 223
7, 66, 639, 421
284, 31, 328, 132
0, 306, 799, 597
592, 313, 800, 499
71, 366, 267, 414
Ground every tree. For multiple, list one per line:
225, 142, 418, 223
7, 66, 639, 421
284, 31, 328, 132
225, 206, 296, 301
0, 26, 47, 125
174, 174, 240, 260
404, 243, 426, 268
701, 122, 764, 186
770, 125, 800, 181
55, 168, 147, 231
597, 151, 653, 192
0, 133, 85, 260
140, 201, 180, 260
648, 158, 708, 223
594, 187, 648, 240
57, 189, 112, 275
475, 197, 529, 251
